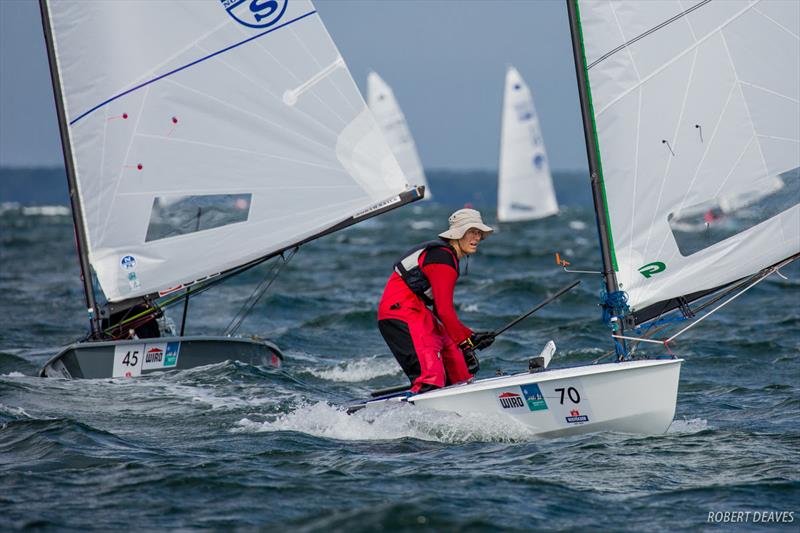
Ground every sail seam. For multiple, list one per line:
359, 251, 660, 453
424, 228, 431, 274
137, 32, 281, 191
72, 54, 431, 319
608, 2, 644, 82
646, 82, 738, 301
628, 87, 643, 278
755, 134, 800, 143
97, 85, 151, 249
115, 184, 358, 196
708, 135, 757, 200
739, 81, 800, 104
678, 0, 700, 41
233, 26, 347, 127
252, 25, 351, 126
289, 24, 358, 117
595, 1, 763, 117
640, 49, 699, 307
133, 133, 347, 172
69, 10, 318, 126
194, 43, 341, 138
587, 0, 712, 70
162, 76, 337, 154
719, 31, 770, 183
753, 6, 800, 40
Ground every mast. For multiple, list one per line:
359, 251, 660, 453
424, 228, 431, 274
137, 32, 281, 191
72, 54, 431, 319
566, 0, 627, 354
39, 0, 102, 337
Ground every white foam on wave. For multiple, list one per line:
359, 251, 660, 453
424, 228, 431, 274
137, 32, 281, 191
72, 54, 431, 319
22, 205, 71, 216
307, 356, 402, 382
2, 372, 26, 377
234, 401, 538, 444
568, 220, 587, 230
410, 220, 434, 230
154, 382, 291, 411
462, 303, 479, 312
0, 403, 38, 419
668, 417, 709, 433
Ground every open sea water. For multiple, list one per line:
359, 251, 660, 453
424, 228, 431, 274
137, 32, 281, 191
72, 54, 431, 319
1, 171, 798, 531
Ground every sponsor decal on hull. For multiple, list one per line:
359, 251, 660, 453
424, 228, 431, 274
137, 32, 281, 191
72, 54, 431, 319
520, 383, 548, 411
164, 342, 179, 367
142, 342, 180, 371
497, 390, 526, 411
565, 409, 589, 424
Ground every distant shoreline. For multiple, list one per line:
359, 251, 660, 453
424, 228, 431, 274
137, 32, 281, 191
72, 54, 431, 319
0, 166, 592, 208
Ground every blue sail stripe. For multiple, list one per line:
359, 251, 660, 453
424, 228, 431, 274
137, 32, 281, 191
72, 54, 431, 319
69, 10, 317, 126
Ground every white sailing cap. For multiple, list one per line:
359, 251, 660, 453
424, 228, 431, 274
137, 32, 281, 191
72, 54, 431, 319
438, 208, 493, 240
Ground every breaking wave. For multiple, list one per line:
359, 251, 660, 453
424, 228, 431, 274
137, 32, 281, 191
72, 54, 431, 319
234, 401, 538, 444
307, 356, 402, 382
668, 417, 709, 433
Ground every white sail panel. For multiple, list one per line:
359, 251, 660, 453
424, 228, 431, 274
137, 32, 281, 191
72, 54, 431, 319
577, 0, 800, 312
366, 72, 431, 199
497, 66, 558, 222
45, 0, 410, 303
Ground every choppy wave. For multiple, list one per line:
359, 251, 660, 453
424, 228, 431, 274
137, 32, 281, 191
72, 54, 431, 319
668, 417, 709, 433
234, 401, 537, 443
2, 193, 798, 530
306, 356, 402, 382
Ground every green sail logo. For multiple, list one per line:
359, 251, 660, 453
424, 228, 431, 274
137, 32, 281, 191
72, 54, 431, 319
638, 262, 666, 278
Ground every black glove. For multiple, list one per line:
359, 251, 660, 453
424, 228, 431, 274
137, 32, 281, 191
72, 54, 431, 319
464, 331, 496, 351
461, 346, 480, 375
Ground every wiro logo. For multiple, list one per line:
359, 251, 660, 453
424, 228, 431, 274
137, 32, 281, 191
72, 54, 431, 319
638, 261, 666, 279
221, 0, 288, 29
498, 392, 525, 409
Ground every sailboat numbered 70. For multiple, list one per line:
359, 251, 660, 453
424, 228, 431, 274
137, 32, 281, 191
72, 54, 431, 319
38, 0, 422, 379
352, 0, 799, 438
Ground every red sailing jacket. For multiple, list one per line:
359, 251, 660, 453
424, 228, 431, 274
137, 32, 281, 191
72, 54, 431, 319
378, 243, 472, 344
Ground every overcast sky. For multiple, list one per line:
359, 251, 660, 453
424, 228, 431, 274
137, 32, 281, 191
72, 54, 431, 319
0, 0, 588, 171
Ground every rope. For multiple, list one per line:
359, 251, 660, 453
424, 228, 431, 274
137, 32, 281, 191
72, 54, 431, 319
600, 288, 630, 325
664, 270, 773, 344
224, 247, 298, 336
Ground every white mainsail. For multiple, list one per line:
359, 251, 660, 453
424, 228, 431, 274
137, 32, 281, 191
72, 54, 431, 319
44, 0, 411, 303
366, 71, 431, 199
497, 66, 558, 222
575, 0, 799, 314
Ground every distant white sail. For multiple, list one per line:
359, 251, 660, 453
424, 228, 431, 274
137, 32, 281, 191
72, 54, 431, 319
44, 0, 411, 303
367, 71, 431, 199
575, 0, 800, 313
497, 66, 558, 222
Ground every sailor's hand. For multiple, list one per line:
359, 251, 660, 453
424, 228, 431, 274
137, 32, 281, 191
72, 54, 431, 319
461, 346, 481, 375
465, 331, 495, 351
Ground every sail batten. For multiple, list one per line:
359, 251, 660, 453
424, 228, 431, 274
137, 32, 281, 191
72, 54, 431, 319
574, 0, 800, 312
69, 10, 319, 126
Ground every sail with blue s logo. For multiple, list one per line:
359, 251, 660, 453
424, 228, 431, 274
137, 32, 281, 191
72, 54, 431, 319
221, 0, 288, 29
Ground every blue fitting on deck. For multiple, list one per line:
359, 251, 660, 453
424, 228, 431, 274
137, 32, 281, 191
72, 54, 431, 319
600, 287, 630, 360
600, 289, 630, 326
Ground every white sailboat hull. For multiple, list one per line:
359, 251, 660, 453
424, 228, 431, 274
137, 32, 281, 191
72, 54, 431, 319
366, 359, 682, 437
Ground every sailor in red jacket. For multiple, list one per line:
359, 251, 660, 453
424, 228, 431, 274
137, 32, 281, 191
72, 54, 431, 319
378, 208, 496, 393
